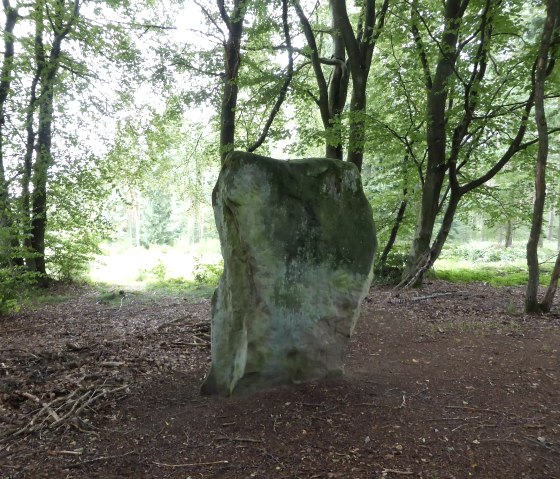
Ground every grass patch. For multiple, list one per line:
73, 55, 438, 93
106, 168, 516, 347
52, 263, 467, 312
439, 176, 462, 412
433, 263, 553, 287
26, 280, 89, 303
144, 277, 217, 299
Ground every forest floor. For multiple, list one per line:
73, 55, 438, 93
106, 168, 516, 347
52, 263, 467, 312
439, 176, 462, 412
0, 280, 559, 479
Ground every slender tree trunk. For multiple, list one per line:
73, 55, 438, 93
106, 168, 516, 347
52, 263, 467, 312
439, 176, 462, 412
28, 0, 79, 279
525, 0, 558, 313
378, 188, 407, 275
525, 0, 558, 312
347, 80, 367, 171
541, 251, 560, 312
21, 73, 40, 270
218, 0, 246, 163
0, 1, 19, 266
428, 191, 461, 264
31, 84, 55, 276
247, 0, 293, 154
199, 206, 205, 242
397, 189, 461, 288
293, 0, 348, 160
403, 0, 465, 281
547, 209, 554, 239
135, 210, 140, 248
325, 0, 348, 160
21, 5, 44, 271
330, 0, 389, 171
505, 220, 513, 247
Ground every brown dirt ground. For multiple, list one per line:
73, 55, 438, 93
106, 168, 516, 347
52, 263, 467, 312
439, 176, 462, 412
0, 280, 559, 479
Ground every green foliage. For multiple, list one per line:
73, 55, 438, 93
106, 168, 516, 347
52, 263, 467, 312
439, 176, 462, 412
441, 244, 527, 263
192, 257, 223, 286
374, 246, 409, 284
46, 233, 101, 281
0, 267, 38, 315
150, 260, 167, 281
141, 193, 178, 246
434, 266, 531, 287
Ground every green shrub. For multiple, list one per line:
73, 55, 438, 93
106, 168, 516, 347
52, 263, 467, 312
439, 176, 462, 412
150, 260, 167, 281
0, 267, 38, 314
46, 232, 102, 281
440, 243, 527, 263
193, 257, 223, 286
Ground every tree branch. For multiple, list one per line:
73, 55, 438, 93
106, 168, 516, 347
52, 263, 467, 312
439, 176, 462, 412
247, 0, 293, 152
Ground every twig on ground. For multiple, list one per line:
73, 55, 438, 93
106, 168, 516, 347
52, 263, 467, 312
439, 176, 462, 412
68, 451, 135, 468
21, 392, 61, 422
8, 384, 129, 438
48, 449, 83, 456
444, 405, 506, 415
382, 468, 414, 475
153, 460, 229, 467
410, 291, 465, 301
215, 435, 263, 443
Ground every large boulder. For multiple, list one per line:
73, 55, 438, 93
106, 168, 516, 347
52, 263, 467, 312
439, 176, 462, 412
201, 151, 376, 396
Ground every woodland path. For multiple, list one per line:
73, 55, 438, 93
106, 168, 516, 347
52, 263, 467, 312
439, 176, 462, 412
0, 280, 559, 478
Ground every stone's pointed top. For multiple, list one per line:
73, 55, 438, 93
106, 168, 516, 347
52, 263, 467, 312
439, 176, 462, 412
203, 151, 376, 396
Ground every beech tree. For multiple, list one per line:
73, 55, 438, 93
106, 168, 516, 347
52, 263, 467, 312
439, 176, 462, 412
393, 0, 560, 286
0, 1, 20, 266
525, 0, 560, 313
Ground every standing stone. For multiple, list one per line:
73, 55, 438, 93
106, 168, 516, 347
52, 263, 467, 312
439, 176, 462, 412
201, 151, 376, 396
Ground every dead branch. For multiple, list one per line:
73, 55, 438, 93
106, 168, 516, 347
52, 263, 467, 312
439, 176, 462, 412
7, 384, 129, 438
409, 291, 465, 301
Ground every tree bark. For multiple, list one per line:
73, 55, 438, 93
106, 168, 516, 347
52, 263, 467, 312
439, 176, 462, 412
505, 220, 513, 248
218, 0, 247, 163
293, 0, 348, 160
0, 0, 19, 266
541, 251, 560, 312
377, 188, 407, 275
400, 0, 556, 286
403, 0, 466, 280
247, 0, 292, 153
525, 0, 558, 314
427, 190, 461, 265
330, 0, 389, 171
30, 0, 79, 278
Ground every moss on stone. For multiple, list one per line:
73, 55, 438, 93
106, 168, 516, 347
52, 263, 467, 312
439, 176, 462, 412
201, 151, 377, 396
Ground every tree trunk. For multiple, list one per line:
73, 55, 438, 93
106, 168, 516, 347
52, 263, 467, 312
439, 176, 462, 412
525, 0, 558, 314
218, 0, 246, 163
403, 0, 465, 281
541, 250, 560, 312
0, 1, 19, 266
21, 74, 40, 271
505, 220, 513, 247
398, 188, 461, 288
330, 0, 389, 172
378, 188, 407, 275
30, 86, 54, 276
547, 209, 554, 239
347, 79, 367, 171
28, 0, 79, 279
294, 0, 348, 160
247, 0, 293, 154
428, 191, 461, 266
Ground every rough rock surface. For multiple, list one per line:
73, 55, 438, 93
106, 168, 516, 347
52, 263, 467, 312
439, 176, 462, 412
201, 151, 376, 396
